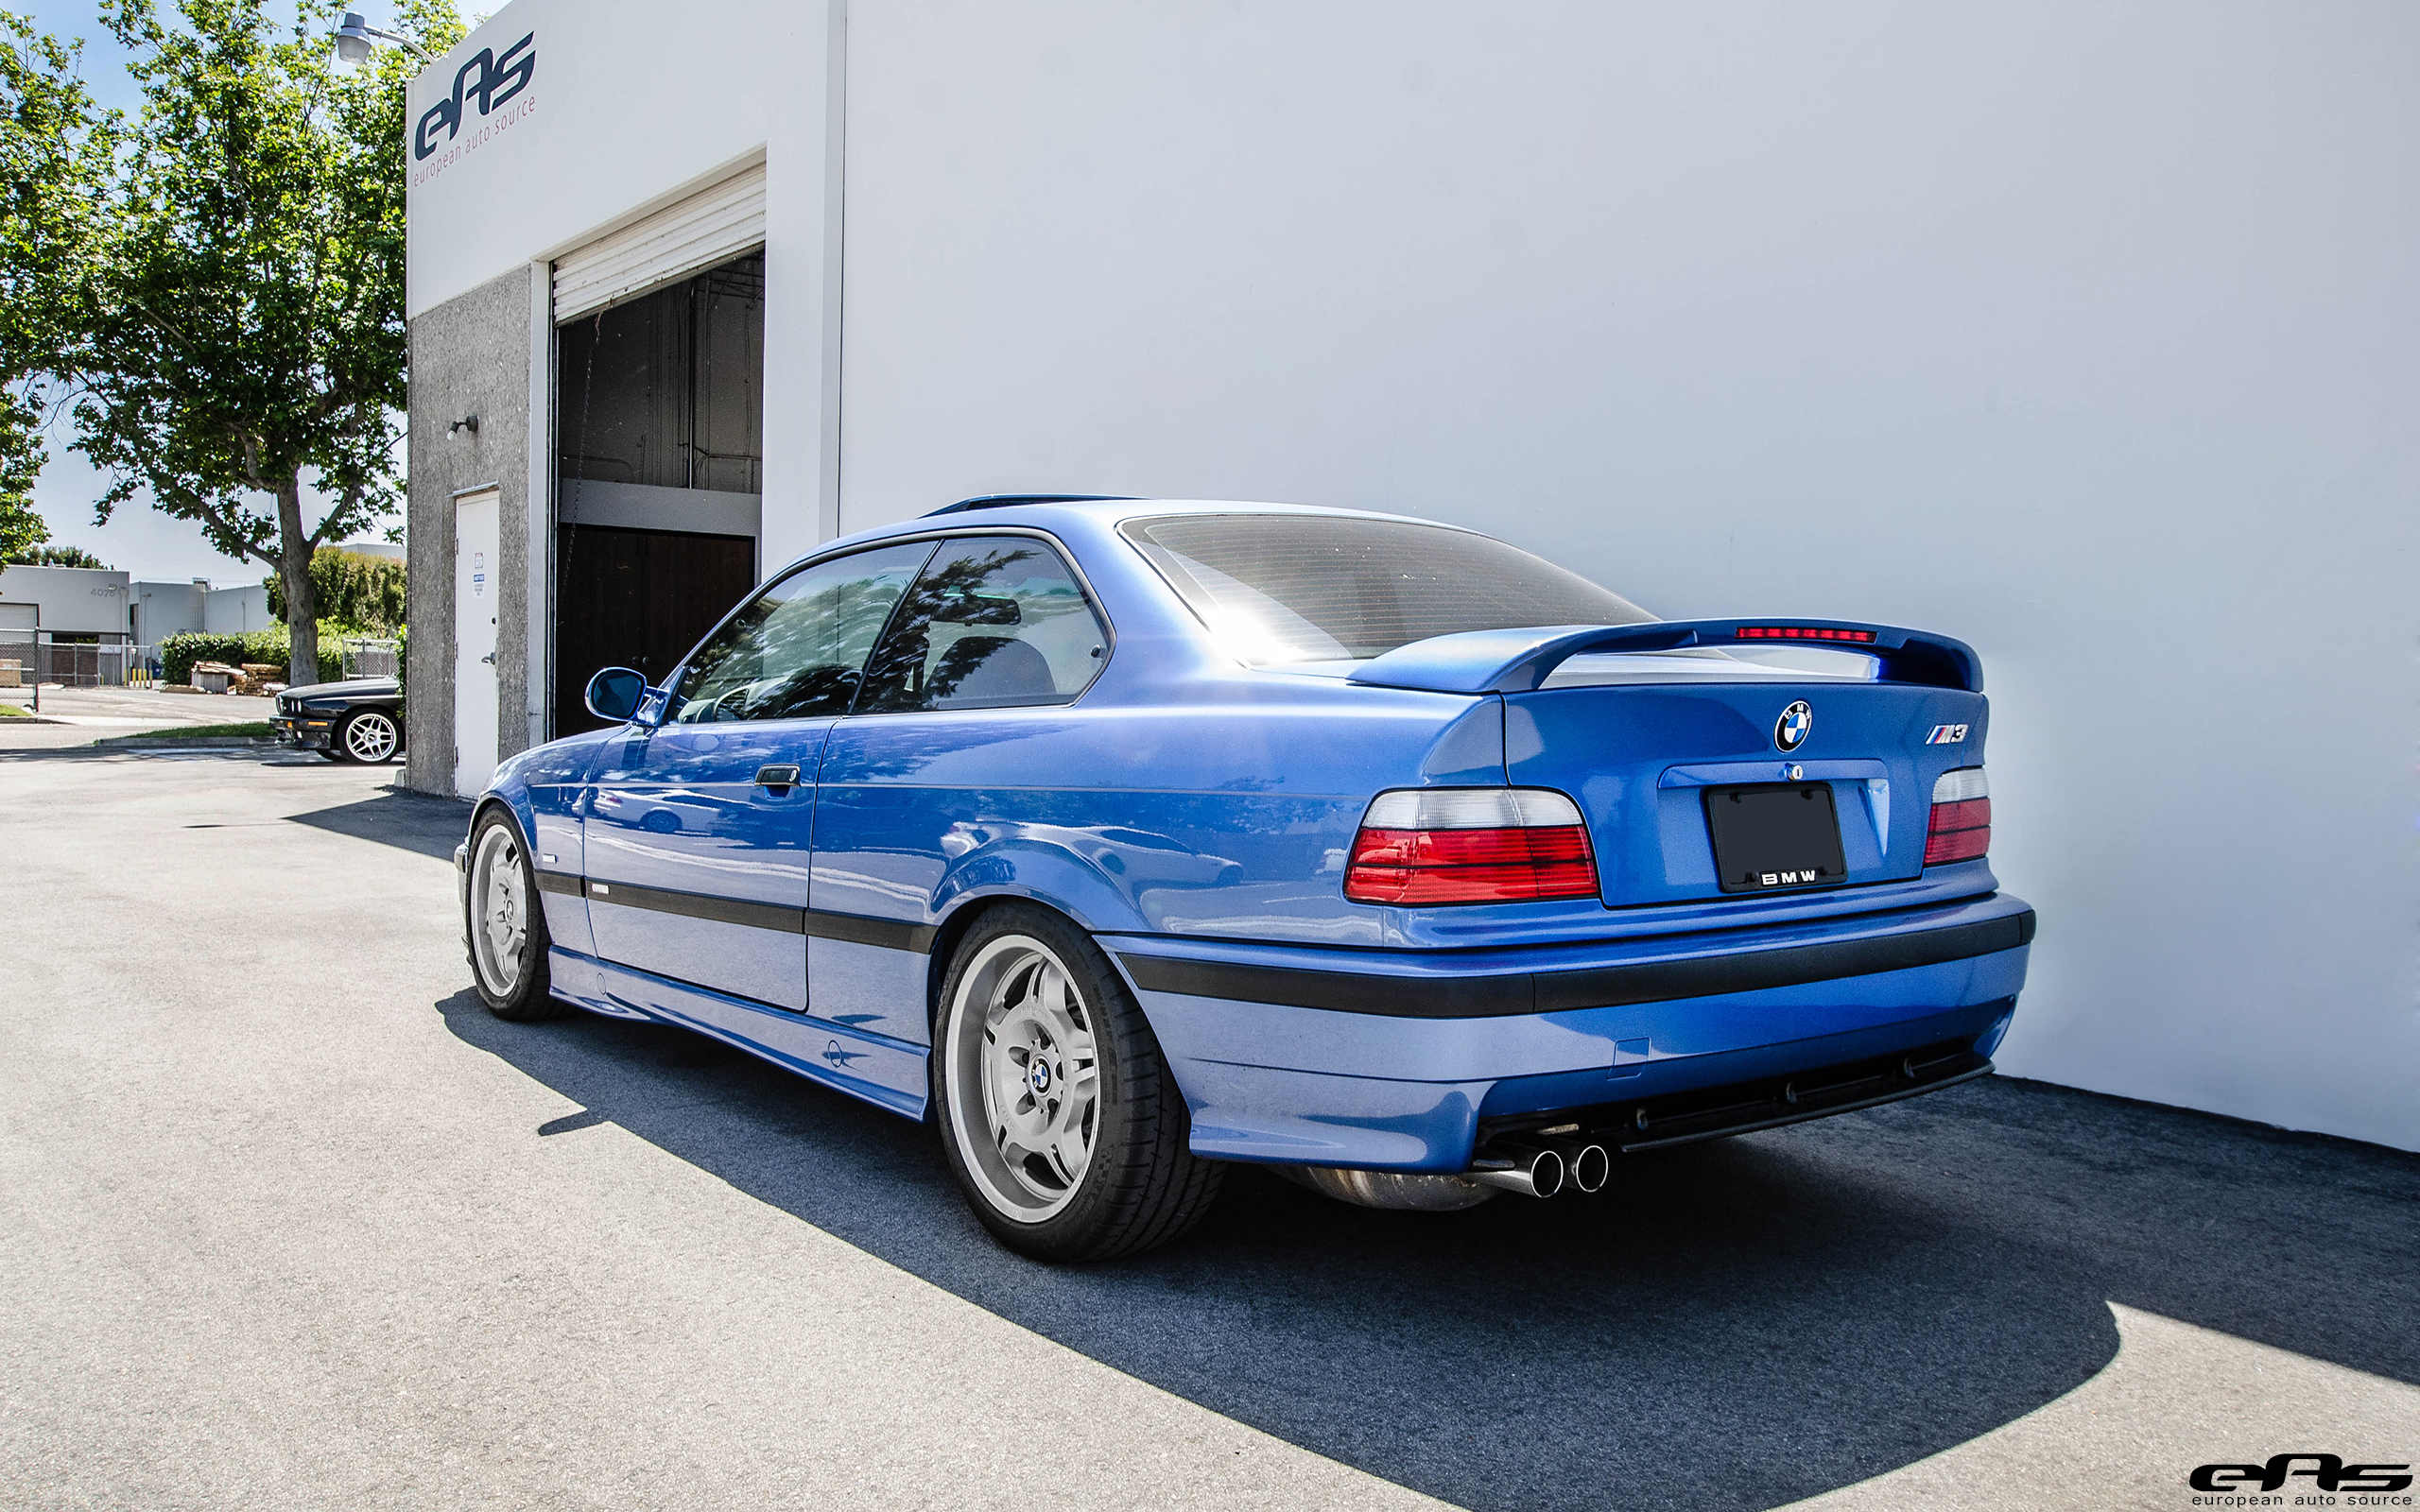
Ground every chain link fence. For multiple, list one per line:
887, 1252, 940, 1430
0, 627, 35, 712
341, 638, 401, 679
0, 638, 164, 700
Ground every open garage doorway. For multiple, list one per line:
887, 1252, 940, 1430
553, 250, 765, 734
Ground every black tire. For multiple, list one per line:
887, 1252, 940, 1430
464, 807, 563, 1021
933, 903, 1222, 1262
335, 708, 402, 764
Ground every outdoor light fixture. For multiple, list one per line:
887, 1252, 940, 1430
449, 414, 479, 437
334, 12, 411, 62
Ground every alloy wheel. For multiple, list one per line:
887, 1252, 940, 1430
343, 710, 399, 763
943, 935, 1101, 1222
469, 824, 527, 999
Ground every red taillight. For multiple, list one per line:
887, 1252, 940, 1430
1343, 788, 1598, 905
1925, 768, 1991, 865
1735, 626, 1879, 644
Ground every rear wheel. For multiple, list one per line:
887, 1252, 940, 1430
466, 810, 562, 1021
934, 904, 1221, 1261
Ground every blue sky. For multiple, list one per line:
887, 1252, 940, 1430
19, 0, 439, 586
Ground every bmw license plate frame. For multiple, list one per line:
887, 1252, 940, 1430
1703, 782, 1849, 894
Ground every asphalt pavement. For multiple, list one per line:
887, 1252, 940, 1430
0, 684, 277, 750
3, 747, 2414, 1512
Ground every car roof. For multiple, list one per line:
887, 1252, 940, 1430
827, 495, 1483, 549
777, 497, 1498, 584
931, 495, 1461, 525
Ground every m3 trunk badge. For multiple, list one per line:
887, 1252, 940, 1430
1774, 700, 1813, 752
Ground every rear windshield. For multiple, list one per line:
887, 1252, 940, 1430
1121, 513, 1653, 664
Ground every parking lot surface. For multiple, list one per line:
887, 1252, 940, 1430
0, 685, 277, 750
3, 750, 2414, 1511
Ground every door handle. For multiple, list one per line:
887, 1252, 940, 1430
754, 764, 802, 795
479, 652, 495, 664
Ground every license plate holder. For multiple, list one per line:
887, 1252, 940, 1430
1703, 783, 1848, 894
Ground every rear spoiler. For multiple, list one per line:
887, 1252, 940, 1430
1345, 620, 1982, 696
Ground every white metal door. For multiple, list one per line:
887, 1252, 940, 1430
454, 489, 501, 797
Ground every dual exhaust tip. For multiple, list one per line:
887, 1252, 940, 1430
1469, 1139, 1611, 1199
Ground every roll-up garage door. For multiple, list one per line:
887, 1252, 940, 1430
552, 164, 766, 322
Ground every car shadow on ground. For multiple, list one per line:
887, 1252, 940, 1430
434, 985, 2420, 1512
288, 788, 469, 861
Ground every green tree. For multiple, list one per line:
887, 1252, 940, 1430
0, 13, 112, 559
66, 0, 458, 691
266, 543, 405, 633
3, 541, 107, 567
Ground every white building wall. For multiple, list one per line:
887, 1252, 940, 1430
131, 580, 207, 644
402, 0, 2420, 1150
405, 0, 839, 570
835, 1, 2420, 1149
202, 585, 271, 634
0, 565, 131, 637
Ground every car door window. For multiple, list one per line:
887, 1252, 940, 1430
666, 541, 937, 723
856, 536, 1109, 713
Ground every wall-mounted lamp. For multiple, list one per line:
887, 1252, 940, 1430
449, 414, 479, 437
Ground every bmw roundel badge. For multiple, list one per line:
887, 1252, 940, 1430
1774, 700, 1813, 752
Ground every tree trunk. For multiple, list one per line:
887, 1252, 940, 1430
275, 476, 320, 689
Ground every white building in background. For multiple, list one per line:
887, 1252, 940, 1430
130, 579, 275, 643
403, 1, 2420, 1152
0, 564, 130, 641
130, 580, 207, 646
200, 584, 270, 634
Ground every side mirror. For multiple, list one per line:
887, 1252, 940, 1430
584, 666, 650, 724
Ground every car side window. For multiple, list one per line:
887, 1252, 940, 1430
666, 541, 937, 723
856, 536, 1109, 713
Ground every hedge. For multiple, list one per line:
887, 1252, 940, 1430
160, 624, 345, 686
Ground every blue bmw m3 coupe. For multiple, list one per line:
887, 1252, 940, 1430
458, 497, 2032, 1260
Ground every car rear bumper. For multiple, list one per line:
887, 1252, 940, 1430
1106, 891, 2032, 1172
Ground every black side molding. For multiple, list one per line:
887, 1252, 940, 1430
1117, 909, 2035, 1020
584, 878, 805, 935
567, 874, 938, 952
803, 909, 939, 954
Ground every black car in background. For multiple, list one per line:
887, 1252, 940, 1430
271, 678, 405, 763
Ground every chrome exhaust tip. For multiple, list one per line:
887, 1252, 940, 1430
1564, 1142, 1611, 1194
1470, 1146, 1564, 1198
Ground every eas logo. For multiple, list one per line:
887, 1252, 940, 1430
414, 33, 534, 161
2188, 1453, 2411, 1493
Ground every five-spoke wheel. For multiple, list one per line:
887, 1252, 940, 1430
934, 904, 1221, 1260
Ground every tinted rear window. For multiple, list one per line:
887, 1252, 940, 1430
1121, 513, 1653, 664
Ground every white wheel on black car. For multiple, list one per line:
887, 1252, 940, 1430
934, 904, 1221, 1261
338, 709, 400, 763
